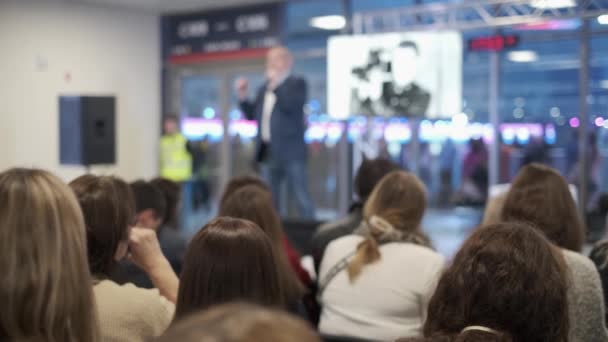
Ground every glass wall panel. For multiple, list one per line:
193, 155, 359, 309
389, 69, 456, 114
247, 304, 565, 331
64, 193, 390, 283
498, 36, 579, 186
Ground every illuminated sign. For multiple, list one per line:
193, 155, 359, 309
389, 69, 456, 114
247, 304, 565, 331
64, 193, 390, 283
468, 35, 519, 52
162, 3, 282, 62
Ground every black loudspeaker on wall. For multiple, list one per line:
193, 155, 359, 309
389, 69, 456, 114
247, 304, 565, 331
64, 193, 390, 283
59, 96, 116, 166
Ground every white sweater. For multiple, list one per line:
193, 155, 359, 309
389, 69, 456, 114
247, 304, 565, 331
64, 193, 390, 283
319, 235, 445, 341
93, 280, 174, 342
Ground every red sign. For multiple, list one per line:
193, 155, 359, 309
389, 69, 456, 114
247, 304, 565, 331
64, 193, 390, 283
468, 35, 519, 52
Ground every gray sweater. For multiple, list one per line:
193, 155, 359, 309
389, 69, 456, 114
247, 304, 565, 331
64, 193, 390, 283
563, 249, 608, 342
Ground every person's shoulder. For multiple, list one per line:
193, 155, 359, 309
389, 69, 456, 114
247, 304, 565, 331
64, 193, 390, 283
385, 242, 444, 263
287, 74, 306, 85
562, 249, 599, 278
326, 234, 364, 252
94, 280, 174, 338
94, 280, 174, 318
563, 249, 595, 267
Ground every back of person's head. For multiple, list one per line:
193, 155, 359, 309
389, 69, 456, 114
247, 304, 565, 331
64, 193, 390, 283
422, 222, 569, 342
219, 175, 270, 208
0, 168, 99, 342
130, 180, 167, 231
150, 177, 181, 227
348, 170, 429, 280
501, 163, 584, 251
70, 174, 135, 278
220, 184, 282, 244
175, 217, 285, 319
354, 157, 400, 202
219, 184, 304, 302
158, 303, 319, 342
399, 333, 511, 342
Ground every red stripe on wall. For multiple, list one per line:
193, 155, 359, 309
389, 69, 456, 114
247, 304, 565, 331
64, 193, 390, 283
168, 48, 269, 65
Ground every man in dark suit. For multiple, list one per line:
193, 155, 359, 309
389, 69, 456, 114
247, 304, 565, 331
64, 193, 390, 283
235, 47, 315, 218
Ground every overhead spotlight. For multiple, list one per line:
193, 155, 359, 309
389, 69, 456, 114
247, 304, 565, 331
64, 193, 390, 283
530, 0, 576, 9
310, 15, 346, 30
599, 15, 608, 25
507, 50, 538, 63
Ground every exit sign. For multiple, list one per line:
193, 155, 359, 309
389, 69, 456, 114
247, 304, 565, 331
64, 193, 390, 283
468, 35, 519, 52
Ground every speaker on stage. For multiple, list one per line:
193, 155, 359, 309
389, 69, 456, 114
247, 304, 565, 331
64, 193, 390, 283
59, 96, 116, 166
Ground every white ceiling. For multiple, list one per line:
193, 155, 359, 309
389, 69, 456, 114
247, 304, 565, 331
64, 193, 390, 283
65, 0, 283, 14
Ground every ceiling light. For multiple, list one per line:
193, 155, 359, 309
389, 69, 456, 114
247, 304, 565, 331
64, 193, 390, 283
530, 0, 576, 9
310, 15, 346, 30
508, 50, 538, 63
600, 80, 608, 89
598, 14, 608, 25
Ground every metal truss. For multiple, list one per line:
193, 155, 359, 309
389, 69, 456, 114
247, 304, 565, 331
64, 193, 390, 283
352, 0, 608, 33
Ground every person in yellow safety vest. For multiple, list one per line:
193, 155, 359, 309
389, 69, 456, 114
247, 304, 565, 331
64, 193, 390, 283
160, 115, 192, 182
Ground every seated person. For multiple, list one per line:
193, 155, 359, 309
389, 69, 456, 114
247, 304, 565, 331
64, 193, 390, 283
113, 180, 168, 288
175, 217, 293, 319
151, 177, 188, 274
70, 175, 178, 342
589, 236, 608, 325
312, 157, 399, 271
318, 171, 444, 341
501, 163, 608, 341
219, 184, 309, 318
220, 175, 311, 287
398, 222, 569, 342
156, 303, 320, 342
0, 168, 99, 341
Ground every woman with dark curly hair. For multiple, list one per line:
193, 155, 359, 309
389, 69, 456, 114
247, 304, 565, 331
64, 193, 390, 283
399, 222, 570, 342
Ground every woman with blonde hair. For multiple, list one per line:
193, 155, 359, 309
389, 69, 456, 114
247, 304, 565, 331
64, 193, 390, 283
0, 168, 99, 341
318, 171, 444, 341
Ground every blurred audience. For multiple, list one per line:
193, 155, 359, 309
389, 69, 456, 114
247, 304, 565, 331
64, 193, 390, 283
70, 175, 177, 342
114, 180, 167, 288
219, 175, 311, 287
151, 177, 188, 274
175, 217, 287, 320
157, 303, 320, 342
398, 222, 570, 342
318, 171, 444, 341
457, 138, 488, 205
312, 157, 400, 271
3, 156, 608, 342
590, 240, 608, 326
219, 184, 310, 316
501, 163, 608, 341
0, 168, 100, 342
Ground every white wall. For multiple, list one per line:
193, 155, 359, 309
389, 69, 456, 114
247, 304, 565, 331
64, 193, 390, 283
0, 0, 160, 181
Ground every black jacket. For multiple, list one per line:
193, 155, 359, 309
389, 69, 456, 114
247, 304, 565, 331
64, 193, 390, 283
239, 75, 308, 163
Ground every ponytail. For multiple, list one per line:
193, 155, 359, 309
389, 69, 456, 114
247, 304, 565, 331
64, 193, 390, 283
347, 216, 395, 282
347, 236, 381, 282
